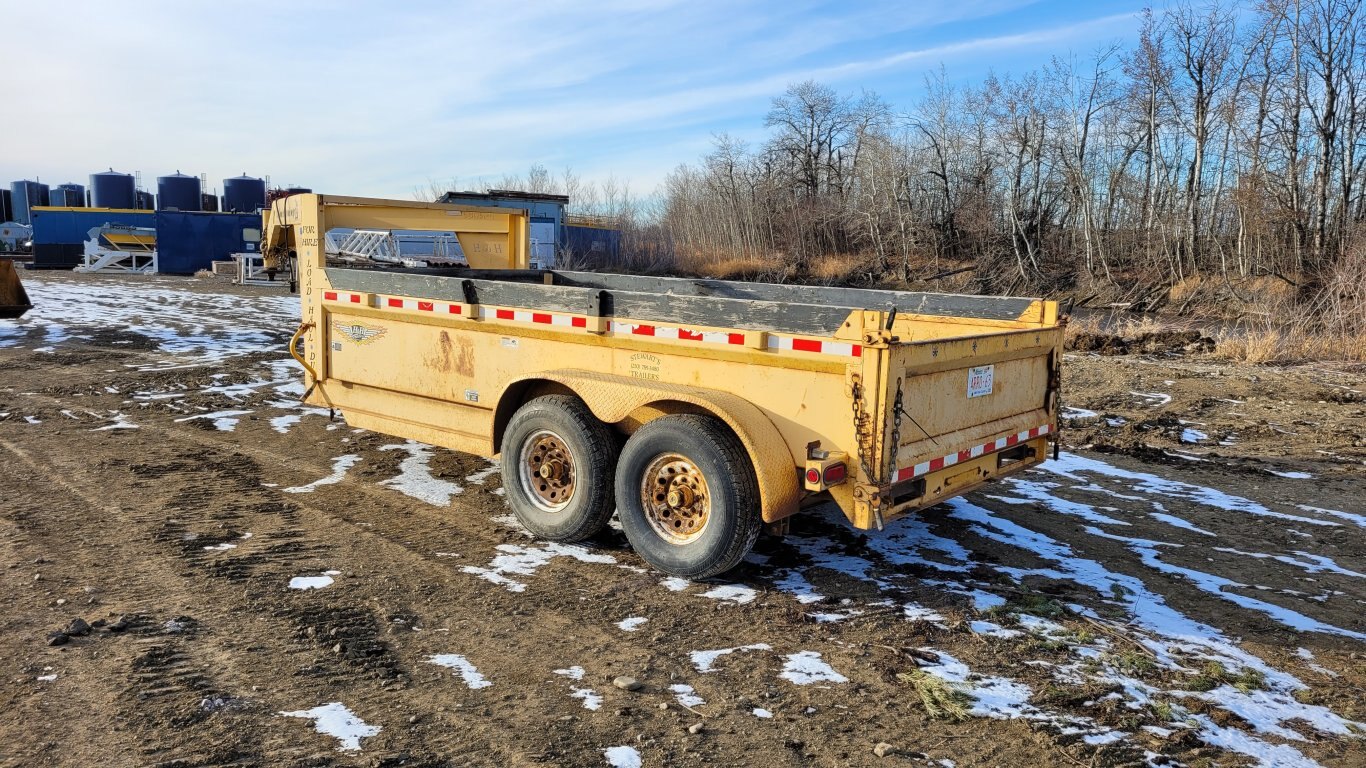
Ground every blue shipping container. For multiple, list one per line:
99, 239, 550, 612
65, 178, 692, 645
30, 207, 156, 245
155, 211, 262, 274
563, 224, 621, 261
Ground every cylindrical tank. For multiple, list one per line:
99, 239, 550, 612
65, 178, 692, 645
89, 170, 136, 209
223, 174, 267, 213
200, 193, 219, 212
0, 189, 12, 222
50, 183, 87, 207
157, 172, 201, 211
136, 190, 156, 210
285, 187, 312, 194
10, 180, 50, 224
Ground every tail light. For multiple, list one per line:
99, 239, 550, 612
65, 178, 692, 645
803, 453, 849, 491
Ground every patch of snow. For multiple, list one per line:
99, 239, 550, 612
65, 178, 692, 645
602, 746, 641, 768
699, 584, 757, 604
1130, 390, 1172, 406
571, 687, 603, 710
752, 707, 773, 718
1180, 428, 1207, 444
553, 666, 585, 680
1061, 406, 1099, 419
1269, 470, 1313, 479
425, 654, 492, 689
173, 409, 253, 431
283, 455, 360, 493
690, 643, 772, 673
616, 617, 648, 632
92, 412, 139, 431
670, 683, 705, 708
203, 542, 237, 552
278, 702, 380, 752
461, 542, 616, 592
288, 571, 339, 590
36, 674, 57, 681
1296, 504, 1366, 529
465, 461, 500, 484
970, 620, 1023, 639
379, 440, 462, 505
780, 651, 848, 685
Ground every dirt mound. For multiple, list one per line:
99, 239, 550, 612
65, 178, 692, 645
1068, 329, 1214, 356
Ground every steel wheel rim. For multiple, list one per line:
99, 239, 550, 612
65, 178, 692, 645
640, 452, 710, 544
519, 429, 576, 512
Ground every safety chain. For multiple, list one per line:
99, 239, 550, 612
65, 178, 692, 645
850, 375, 880, 486
887, 378, 904, 484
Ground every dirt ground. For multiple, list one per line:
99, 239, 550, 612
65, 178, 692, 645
1, 271, 1363, 768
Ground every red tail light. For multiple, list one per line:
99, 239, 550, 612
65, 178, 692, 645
805, 468, 821, 485
822, 463, 847, 485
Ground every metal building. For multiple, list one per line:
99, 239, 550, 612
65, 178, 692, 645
136, 190, 156, 210
223, 174, 267, 213
90, 170, 136, 209
0, 189, 11, 223
50, 183, 87, 207
10, 180, 50, 225
200, 193, 219, 212
437, 189, 567, 268
157, 172, 201, 211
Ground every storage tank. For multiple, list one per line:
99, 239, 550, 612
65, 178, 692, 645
0, 189, 11, 222
157, 172, 201, 211
90, 169, 136, 209
200, 193, 219, 212
10, 180, 50, 224
223, 174, 266, 213
136, 190, 156, 210
50, 183, 87, 207
285, 187, 312, 195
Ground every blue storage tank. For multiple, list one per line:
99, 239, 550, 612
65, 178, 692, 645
157, 172, 201, 211
90, 170, 136, 209
201, 193, 219, 212
564, 224, 621, 263
155, 211, 262, 274
10, 180, 50, 225
136, 190, 156, 210
223, 174, 266, 213
50, 183, 87, 207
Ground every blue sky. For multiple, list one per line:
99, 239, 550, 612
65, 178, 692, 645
5, 1, 1148, 200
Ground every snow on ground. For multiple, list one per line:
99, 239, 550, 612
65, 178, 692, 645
4, 275, 299, 369
288, 570, 341, 590
284, 455, 361, 494
379, 441, 463, 506
425, 654, 493, 689
602, 746, 642, 768
278, 702, 380, 752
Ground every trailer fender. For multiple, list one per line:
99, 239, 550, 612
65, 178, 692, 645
497, 370, 800, 523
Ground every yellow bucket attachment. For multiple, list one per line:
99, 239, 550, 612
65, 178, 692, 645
0, 260, 33, 319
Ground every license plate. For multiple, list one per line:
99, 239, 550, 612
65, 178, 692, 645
967, 365, 994, 398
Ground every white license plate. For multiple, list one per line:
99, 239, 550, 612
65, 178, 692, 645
967, 365, 994, 398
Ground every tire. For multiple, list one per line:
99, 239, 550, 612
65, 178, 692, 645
501, 395, 617, 542
615, 414, 761, 579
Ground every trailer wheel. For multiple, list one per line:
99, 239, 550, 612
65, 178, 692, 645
502, 395, 617, 542
615, 414, 761, 579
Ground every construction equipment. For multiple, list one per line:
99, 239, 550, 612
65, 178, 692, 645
0, 260, 33, 319
74, 225, 158, 274
264, 194, 1064, 578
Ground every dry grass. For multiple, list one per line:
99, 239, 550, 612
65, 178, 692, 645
1214, 327, 1366, 364
807, 252, 874, 285
896, 669, 971, 720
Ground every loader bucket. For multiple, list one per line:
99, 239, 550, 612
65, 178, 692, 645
0, 260, 33, 319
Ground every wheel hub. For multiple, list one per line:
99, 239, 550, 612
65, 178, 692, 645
641, 453, 710, 544
520, 430, 576, 511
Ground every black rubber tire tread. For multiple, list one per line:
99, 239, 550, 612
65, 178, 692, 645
615, 414, 761, 579
501, 394, 618, 542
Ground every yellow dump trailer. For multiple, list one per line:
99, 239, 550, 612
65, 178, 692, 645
264, 195, 1063, 578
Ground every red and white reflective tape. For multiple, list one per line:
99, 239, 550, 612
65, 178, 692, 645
766, 335, 862, 357
322, 290, 365, 304
321, 291, 862, 358
893, 424, 1052, 483
610, 321, 744, 346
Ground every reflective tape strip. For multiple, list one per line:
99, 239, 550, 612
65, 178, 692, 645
767, 335, 862, 357
322, 291, 364, 304
322, 292, 861, 358
893, 424, 1052, 483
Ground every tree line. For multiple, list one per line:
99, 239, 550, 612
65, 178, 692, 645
656, 0, 1366, 304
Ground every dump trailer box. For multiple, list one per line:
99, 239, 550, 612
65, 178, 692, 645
264, 195, 1063, 578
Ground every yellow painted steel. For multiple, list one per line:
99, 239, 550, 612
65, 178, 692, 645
266, 195, 1064, 531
